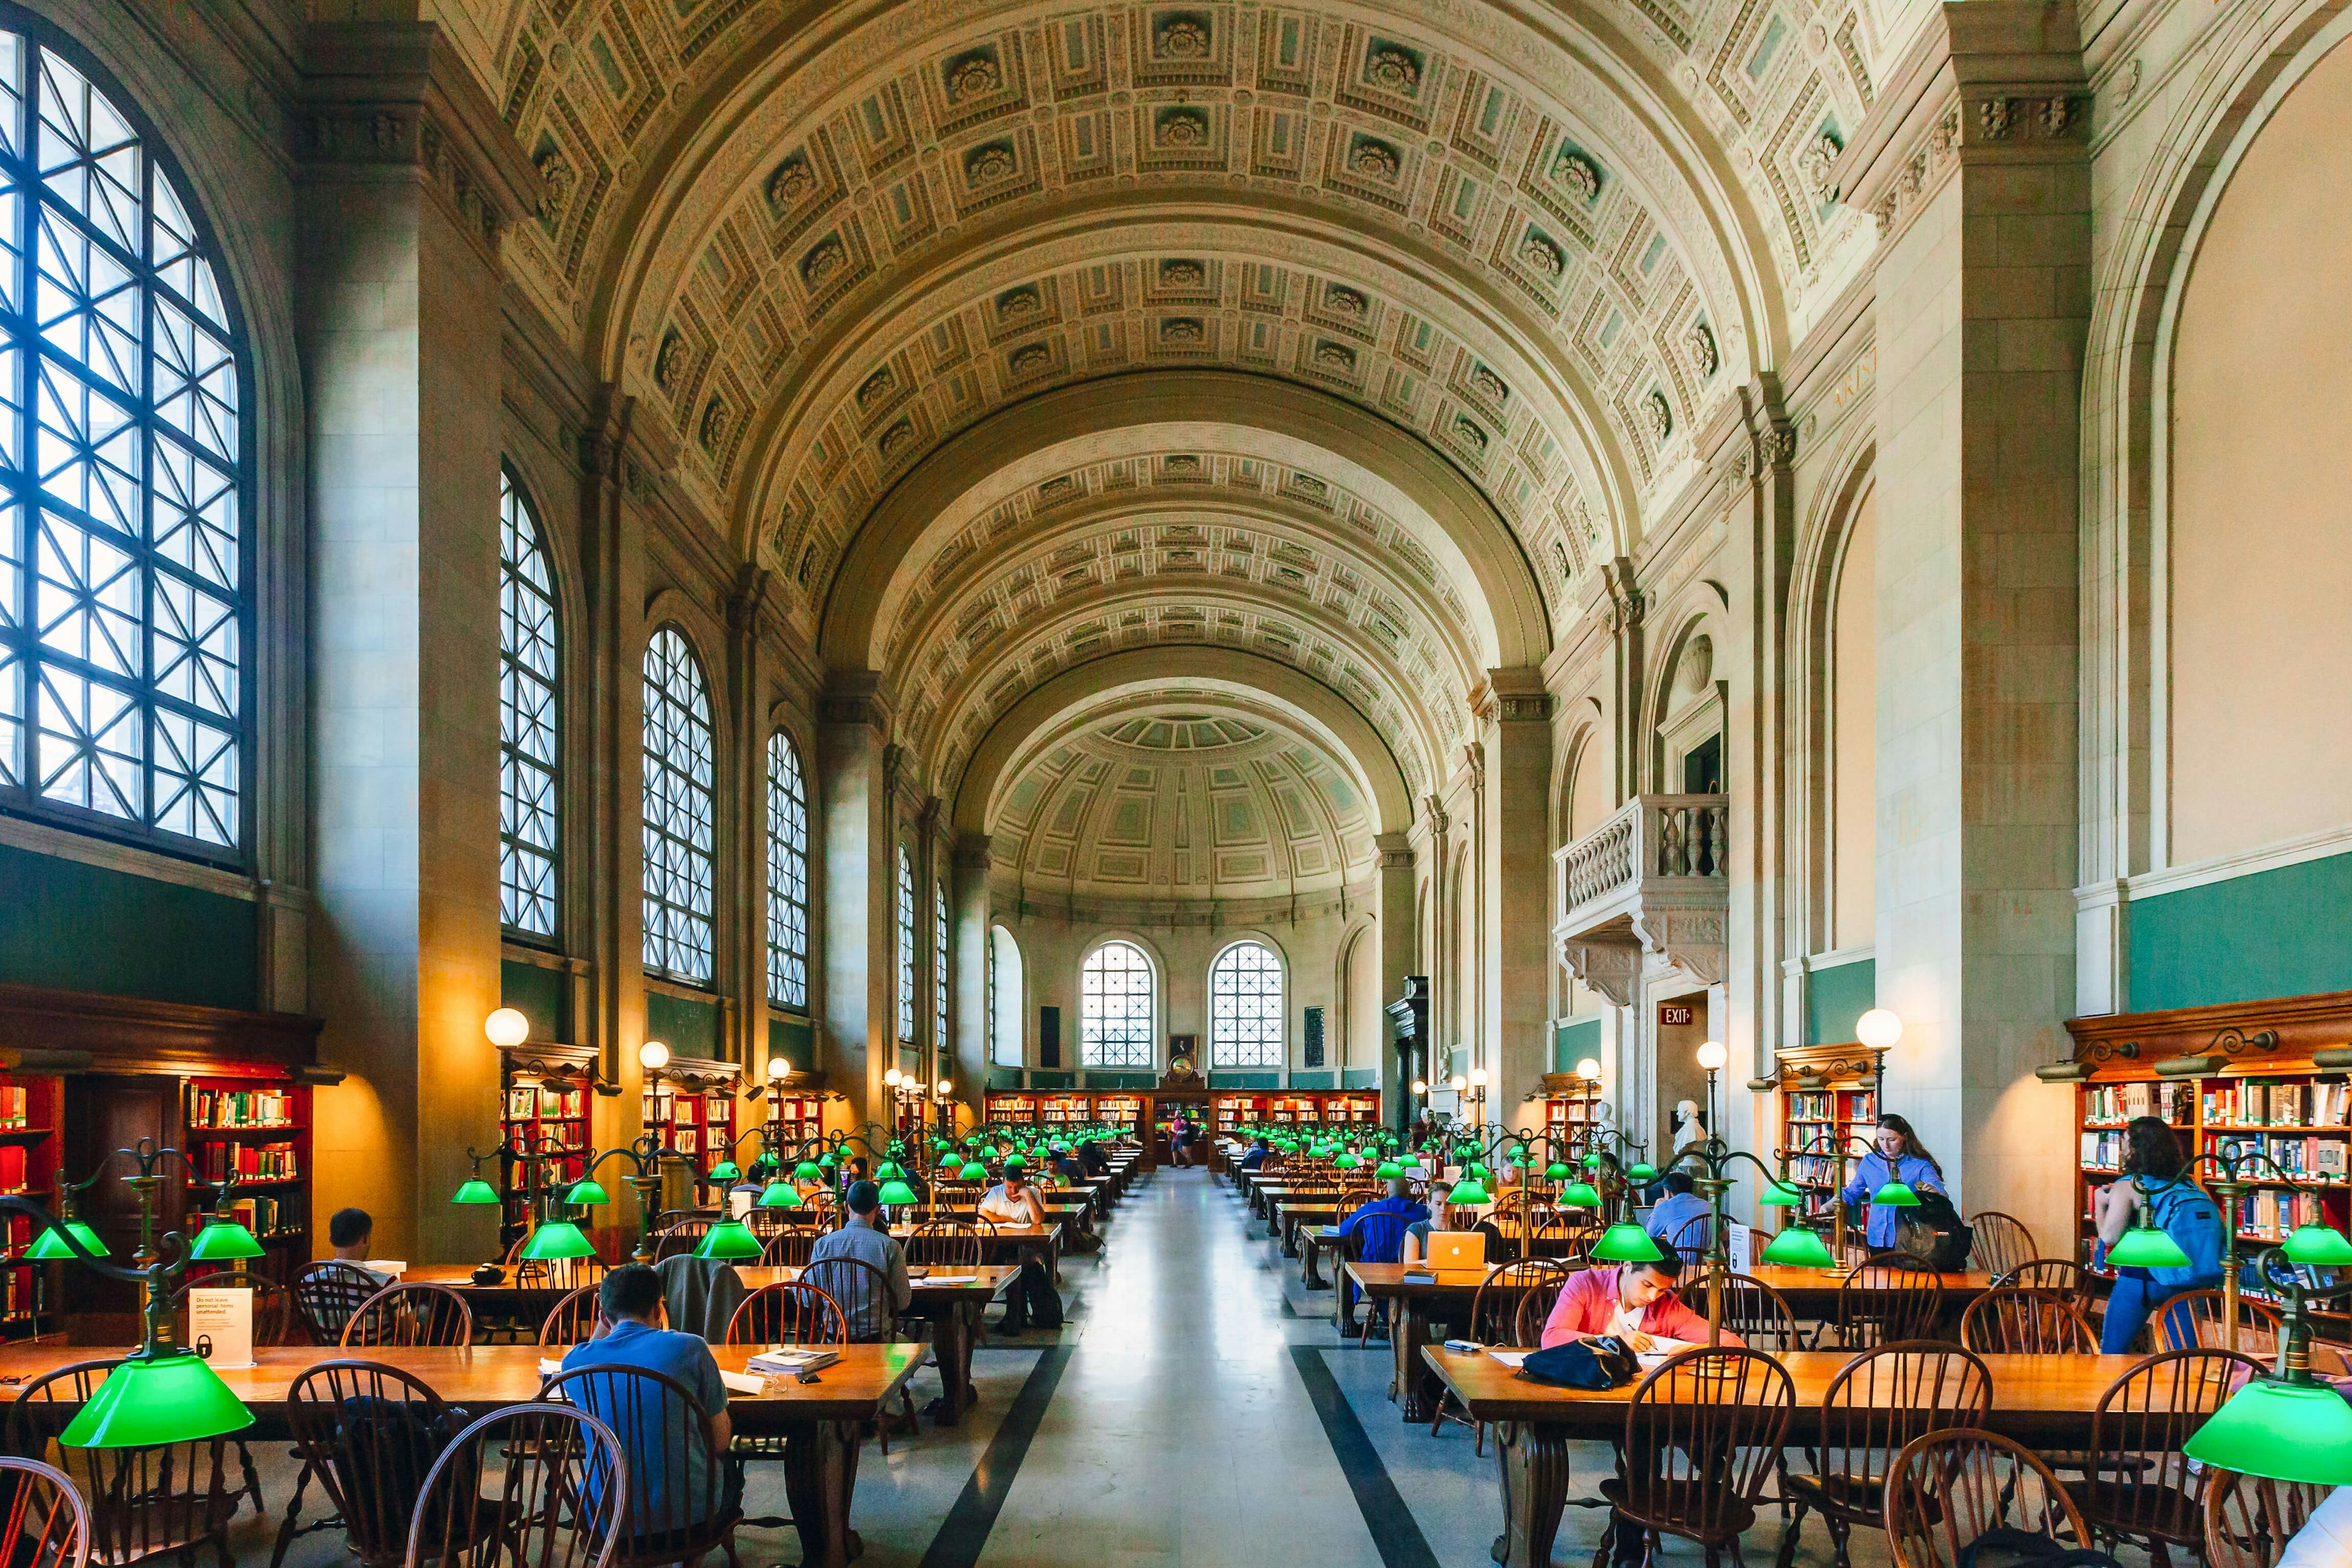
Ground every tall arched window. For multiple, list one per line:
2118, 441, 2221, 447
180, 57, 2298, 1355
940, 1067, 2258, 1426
641, 627, 714, 984
499, 471, 557, 936
990, 924, 1023, 1067
1080, 941, 1154, 1068
932, 878, 948, 1049
0, 33, 247, 851
1209, 941, 1284, 1069
764, 730, 809, 1009
894, 842, 914, 1042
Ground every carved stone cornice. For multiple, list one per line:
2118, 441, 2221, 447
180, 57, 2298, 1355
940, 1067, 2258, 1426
298, 23, 541, 270
1374, 831, 1415, 871
819, 669, 893, 732
1600, 558, 1646, 633
1422, 794, 1451, 839
1828, 2, 2087, 249
952, 833, 994, 872
1474, 668, 1554, 726
1555, 937, 1644, 1008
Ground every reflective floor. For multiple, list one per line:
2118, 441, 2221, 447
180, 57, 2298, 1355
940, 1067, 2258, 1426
241, 1166, 1878, 1567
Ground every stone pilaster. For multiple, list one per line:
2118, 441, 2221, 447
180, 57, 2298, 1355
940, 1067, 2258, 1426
951, 834, 993, 1128
1480, 670, 1553, 1119
298, 21, 540, 1263
728, 567, 775, 1066
1834, 0, 2089, 1246
819, 671, 893, 1129
1373, 832, 1415, 1124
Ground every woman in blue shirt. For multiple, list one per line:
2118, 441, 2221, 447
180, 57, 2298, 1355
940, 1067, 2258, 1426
2097, 1115, 2223, 1353
1840, 1114, 1946, 1250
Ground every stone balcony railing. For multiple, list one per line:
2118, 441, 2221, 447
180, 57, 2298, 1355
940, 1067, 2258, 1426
1551, 794, 1730, 1006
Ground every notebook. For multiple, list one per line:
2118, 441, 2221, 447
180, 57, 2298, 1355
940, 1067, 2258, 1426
1425, 1232, 1487, 1270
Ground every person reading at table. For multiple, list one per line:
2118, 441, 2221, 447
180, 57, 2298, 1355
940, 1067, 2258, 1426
1237, 1136, 1272, 1173
2094, 1115, 2223, 1354
1340, 1178, 1428, 1265
560, 1264, 741, 1529
1838, 1114, 1945, 1250
807, 1178, 912, 1339
978, 1169, 1063, 1332
1642, 1170, 1711, 1256
1537, 1253, 1738, 1352
1079, 1139, 1109, 1178
329, 1207, 372, 1262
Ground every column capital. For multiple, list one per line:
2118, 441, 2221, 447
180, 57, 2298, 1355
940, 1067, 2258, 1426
299, 23, 542, 266
1472, 666, 1553, 725
820, 669, 894, 731
953, 834, 994, 872
1829, 1, 2087, 246
1373, 831, 1415, 870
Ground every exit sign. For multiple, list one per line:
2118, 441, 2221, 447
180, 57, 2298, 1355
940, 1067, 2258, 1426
1659, 1004, 1695, 1026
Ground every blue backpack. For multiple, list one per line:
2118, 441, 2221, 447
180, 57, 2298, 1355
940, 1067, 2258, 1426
2145, 1180, 2226, 1289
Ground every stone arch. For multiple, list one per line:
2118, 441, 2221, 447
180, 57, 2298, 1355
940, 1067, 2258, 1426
1786, 440, 1878, 958
951, 646, 1415, 840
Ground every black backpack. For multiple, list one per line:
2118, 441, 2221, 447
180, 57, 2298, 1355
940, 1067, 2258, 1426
1520, 1335, 1640, 1390
1896, 1186, 1974, 1271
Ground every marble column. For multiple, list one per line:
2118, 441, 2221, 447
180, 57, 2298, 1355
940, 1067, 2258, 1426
1837, 0, 2089, 1245
1482, 670, 1554, 1119
298, 24, 538, 1263
819, 673, 893, 1129
951, 834, 993, 1131
1373, 832, 1416, 1123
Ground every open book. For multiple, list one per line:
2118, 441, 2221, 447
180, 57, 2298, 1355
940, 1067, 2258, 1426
745, 1346, 840, 1376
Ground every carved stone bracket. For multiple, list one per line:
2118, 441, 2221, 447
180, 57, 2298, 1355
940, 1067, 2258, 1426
1631, 907, 1728, 986
952, 833, 993, 872
1556, 936, 1643, 1008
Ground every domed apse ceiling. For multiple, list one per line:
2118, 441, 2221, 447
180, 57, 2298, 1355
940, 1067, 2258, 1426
989, 699, 1377, 902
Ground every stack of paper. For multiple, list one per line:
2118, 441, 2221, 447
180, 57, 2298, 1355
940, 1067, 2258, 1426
745, 1346, 840, 1376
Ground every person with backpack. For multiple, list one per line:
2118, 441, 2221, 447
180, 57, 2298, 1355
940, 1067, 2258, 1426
1840, 1114, 1947, 1250
2096, 1115, 2224, 1353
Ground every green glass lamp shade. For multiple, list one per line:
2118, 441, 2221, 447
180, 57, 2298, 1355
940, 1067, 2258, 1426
819, 1153, 838, 1169
1582, 1153, 1602, 1169
1559, 1180, 1604, 1208
758, 1180, 802, 1208
2283, 1222, 2352, 1267
60, 1352, 254, 1447
876, 1161, 908, 1181
705, 1160, 742, 1185
2107, 1225, 2192, 1269
1757, 1181, 1804, 1206
1374, 1161, 1404, 1180
451, 1178, 500, 1206
25, 1219, 108, 1260
959, 1160, 990, 1180
1591, 1223, 1666, 1264
1464, 1162, 1491, 1181
1445, 1177, 1491, 1205
1871, 1180, 1920, 1207
1333, 1153, 1361, 1170
520, 1220, 597, 1261
877, 1178, 920, 1207
2185, 1378, 2352, 1483
795, 1160, 825, 1180
752, 1152, 780, 1174
1762, 1224, 1838, 1269
1003, 1156, 1027, 1172
1627, 1163, 1659, 1184
188, 1218, 265, 1261
934, 1139, 954, 1153
693, 1219, 764, 1261
1544, 1161, 1573, 1182
562, 1178, 609, 1207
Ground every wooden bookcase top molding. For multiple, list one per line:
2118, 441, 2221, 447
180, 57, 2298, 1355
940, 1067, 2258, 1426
0, 982, 324, 1076
2059, 989, 2352, 1080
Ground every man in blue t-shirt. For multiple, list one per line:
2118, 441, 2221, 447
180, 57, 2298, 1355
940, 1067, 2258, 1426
1339, 1178, 1430, 1265
559, 1264, 740, 1532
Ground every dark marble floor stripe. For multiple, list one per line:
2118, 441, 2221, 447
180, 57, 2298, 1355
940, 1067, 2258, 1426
1290, 1345, 1444, 1568
916, 1344, 1076, 1568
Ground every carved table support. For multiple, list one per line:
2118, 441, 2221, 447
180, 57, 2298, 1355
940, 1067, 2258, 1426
1492, 1419, 1575, 1568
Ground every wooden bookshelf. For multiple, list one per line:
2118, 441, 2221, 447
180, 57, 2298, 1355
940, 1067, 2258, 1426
0, 1073, 59, 1338
984, 1093, 1039, 1125
1766, 1042, 1887, 1235
497, 1043, 595, 1259
181, 1077, 311, 1273
647, 1057, 741, 1208
2059, 989, 2352, 1273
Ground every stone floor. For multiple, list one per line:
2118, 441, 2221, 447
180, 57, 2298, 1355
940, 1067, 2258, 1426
228, 1166, 1898, 1567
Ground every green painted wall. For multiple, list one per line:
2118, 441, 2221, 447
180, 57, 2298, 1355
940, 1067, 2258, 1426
767, 1016, 813, 1069
985, 1065, 1024, 1090
1287, 1071, 1336, 1090
1807, 959, 1877, 1045
2130, 851, 2352, 1011
645, 990, 721, 1059
1030, 1069, 1076, 1090
0, 843, 255, 1009
1208, 1070, 1281, 1089
1552, 1016, 1601, 1074
1080, 1071, 1156, 1090
1343, 1067, 1379, 1090
499, 961, 567, 1042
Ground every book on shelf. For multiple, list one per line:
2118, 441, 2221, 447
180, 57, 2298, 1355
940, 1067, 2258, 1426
2207, 1133, 2350, 1180
0, 1085, 25, 1129
187, 1087, 296, 1128
197, 1142, 300, 1182
2203, 1080, 2351, 1129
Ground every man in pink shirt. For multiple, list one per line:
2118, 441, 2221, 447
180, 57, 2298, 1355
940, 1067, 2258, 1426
1538, 1253, 1741, 1350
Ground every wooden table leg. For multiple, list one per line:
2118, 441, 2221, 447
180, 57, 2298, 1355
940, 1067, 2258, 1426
1282, 1216, 1302, 1257
783, 1417, 866, 1568
1491, 1419, 1573, 1568
1301, 1235, 1329, 1289
929, 1297, 980, 1423
1393, 1299, 1437, 1421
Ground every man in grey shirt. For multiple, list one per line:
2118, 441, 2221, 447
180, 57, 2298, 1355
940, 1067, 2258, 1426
806, 1178, 912, 1339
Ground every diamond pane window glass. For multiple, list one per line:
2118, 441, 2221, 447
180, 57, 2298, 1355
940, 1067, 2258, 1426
1081, 940, 1154, 1069
895, 843, 915, 1042
933, 878, 948, 1049
1209, 941, 1284, 1068
499, 470, 557, 935
765, 729, 809, 1009
0, 29, 246, 851
641, 626, 714, 984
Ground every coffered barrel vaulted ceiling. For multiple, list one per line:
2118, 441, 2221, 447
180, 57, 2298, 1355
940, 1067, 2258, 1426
450, 0, 1881, 846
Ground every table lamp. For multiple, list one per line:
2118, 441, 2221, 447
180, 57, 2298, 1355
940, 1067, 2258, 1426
758, 1180, 801, 1208
2106, 1225, 2192, 1268
693, 1219, 763, 1260
521, 1219, 598, 1261
1591, 1223, 1665, 1264
1762, 1223, 1838, 1268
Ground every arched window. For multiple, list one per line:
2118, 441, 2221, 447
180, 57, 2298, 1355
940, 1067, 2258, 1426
1209, 941, 1284, 1069
499, 471, 557, 936
0, 33, 247, 851
1080, 941, 1154, 1069
932, 878, 948, 1049
894, 842, 914, 1042
990, 924, 1022, 1066
641, 627, 714, 984
764, 729, 809, 1009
